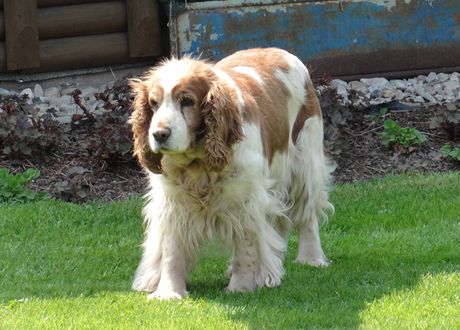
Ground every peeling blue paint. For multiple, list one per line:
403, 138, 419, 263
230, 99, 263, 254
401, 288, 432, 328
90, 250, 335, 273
172, 0, 460, 75
181, 1, 457, 56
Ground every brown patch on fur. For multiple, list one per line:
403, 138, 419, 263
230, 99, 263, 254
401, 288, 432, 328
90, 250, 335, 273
129, 78, 163, 174
292, 80, 322, 143
203, 83, 243, 171
217, 48, 291, 164
217, 48, 290, 73
171, 62, 218, 142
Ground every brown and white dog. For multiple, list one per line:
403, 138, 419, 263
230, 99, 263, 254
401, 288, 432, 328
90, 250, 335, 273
130, 48, 334, 300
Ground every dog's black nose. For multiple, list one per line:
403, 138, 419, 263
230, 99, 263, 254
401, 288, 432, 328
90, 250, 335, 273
152, 127, 171, 143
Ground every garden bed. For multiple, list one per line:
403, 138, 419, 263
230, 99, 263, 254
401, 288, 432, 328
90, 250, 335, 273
0, 77, 459, 203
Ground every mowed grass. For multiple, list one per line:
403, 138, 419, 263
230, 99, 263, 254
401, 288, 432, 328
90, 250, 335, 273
0, 172, 459, 329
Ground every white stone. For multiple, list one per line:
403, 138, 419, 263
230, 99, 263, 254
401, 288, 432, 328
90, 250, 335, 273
54, 115, 73, 125
360, 77, 389, 88
434, 94, 444, 102
61, 87, 77, 95
58, 103, 78, 114
49, 95, 73, 108
420, 92, 437, 103
33, 84, 44, 98
348, 81, 368, 93
426, 72, 437, 83
20, 88, 34, 99
330, 79, 349, 101
336, 85, 349, 102
390, 79, 407, 90
81, 87, 98, 99
416, 75, 426, 82
0, 88, 12, 96
382, 88, 396, 98
44, 87, 61, 99
449, 74, 459, 82
425, 86, 436, 95
443, 80, 460, 93
405, 86, 415, 93
438, 73, 450, 82
38, 96, 49, 104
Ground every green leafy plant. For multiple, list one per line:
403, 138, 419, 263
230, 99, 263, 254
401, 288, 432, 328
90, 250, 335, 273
0, 168, 47, 202
441, 144, 460, 162
379, 119, 427, 150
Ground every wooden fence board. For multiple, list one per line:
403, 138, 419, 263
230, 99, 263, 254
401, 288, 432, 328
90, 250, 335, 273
4, 0, 40, 70
0, 42, 6, 71
127, 0, 161, 58
38, 1, 126, 39
0, 12, 4, 40
39, 33, 132, 71
0, 0, 109, 9
1, 2, 126, 41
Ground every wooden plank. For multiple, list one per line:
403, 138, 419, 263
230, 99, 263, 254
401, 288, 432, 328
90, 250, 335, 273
4, 0, 40, 70
0, 12, 4, 41
37, 0, 108, 7
0, 2, 125, 41
37, 1, 126, 39
0, 42, 6, 71
126, 0, 161, 58
39, 33, 134, 71
1, 0, 110, 9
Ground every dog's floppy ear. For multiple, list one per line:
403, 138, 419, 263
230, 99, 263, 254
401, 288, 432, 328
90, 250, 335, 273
130, 78, 163, 174
202, 83, 243, 172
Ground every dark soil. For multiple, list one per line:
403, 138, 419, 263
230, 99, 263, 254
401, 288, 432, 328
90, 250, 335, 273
1, 84, 458, 203
332, 103, 459, 182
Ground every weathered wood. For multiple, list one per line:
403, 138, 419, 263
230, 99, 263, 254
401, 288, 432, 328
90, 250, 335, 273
39, 33, 136, 71
126, 0, 162, 58
0, 12, 4, 41
38, 1, 126, 39
0, 42, 6, 71
4, 0, 40, 70
38, 0, 108, 7
1, 2, 126, 41
0, 0, 109, 8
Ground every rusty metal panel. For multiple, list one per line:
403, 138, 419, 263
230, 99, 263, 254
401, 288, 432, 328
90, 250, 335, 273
166, 0, 460, 78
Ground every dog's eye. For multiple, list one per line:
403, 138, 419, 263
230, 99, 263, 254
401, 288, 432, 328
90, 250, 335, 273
149, 99, 158, 111
180, 97, 195, 108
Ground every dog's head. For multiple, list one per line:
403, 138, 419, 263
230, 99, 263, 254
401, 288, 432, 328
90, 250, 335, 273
130, 58, 243, 174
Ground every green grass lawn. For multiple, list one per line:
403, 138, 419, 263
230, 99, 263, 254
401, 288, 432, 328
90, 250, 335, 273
1, 172, 459, 329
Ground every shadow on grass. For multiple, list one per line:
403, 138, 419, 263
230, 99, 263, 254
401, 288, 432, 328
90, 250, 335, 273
186, 239, 459, 328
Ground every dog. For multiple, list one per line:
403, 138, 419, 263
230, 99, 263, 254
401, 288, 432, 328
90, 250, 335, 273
129, 48, 334, 300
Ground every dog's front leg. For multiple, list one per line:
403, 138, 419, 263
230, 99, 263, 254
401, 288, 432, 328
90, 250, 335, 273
227, 233, 259, 293
148, 232, 188, 300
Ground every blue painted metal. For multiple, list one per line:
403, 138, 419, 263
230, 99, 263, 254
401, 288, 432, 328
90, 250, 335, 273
165, 0, 460, 78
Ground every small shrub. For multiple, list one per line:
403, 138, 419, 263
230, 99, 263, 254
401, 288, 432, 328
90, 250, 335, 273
0, 168, 47, 202
441, 144, 460, 162
379, 119, 427, 151
0, 95, 62, 157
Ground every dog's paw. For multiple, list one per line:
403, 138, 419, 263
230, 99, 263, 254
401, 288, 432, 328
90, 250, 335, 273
147, 288, 188, 301
226, 274, 257, 293
294, 255, 331, 267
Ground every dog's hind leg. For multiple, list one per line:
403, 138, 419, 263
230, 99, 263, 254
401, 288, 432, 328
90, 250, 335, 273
226, 210, 286, 292
290, 114, 334, 267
